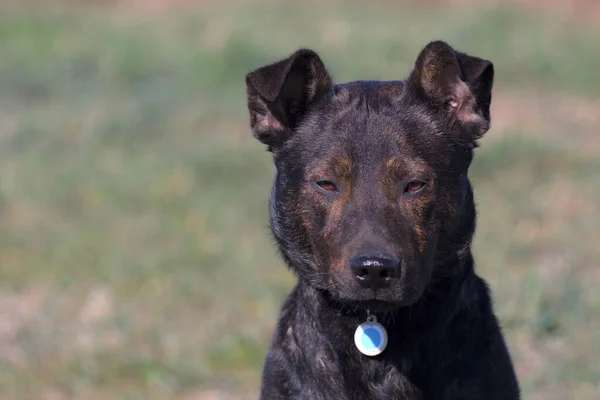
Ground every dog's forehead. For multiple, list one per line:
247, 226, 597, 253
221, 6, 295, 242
334, 80, 405, 98
312, 81, 434, 155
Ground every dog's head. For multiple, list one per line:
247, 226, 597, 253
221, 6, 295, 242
245, 41, 494, 309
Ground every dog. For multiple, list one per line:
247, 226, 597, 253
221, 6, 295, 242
245, 40, 520, 399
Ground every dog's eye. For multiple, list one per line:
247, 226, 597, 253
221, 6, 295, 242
405, 180, 426, 193
316, 180, 338, 192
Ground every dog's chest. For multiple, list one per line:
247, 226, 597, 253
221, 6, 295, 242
340, 354, 422, 400
289, 326, 422, 399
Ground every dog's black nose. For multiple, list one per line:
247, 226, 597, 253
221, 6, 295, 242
349, 254, 400, 289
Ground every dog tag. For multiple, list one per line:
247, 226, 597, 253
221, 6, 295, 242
354, 312, 388, 356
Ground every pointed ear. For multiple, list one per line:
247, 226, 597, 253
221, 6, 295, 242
245, 49, 333, 150
407, 41, 494, 140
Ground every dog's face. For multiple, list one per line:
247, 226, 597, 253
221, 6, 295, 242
246, 41, 494, 309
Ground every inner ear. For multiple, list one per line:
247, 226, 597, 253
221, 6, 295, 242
445, 96, 459, 109
408, 41, 494, 139
245, 49, 333, 150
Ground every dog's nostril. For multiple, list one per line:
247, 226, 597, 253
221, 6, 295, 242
350, 254, 400, 289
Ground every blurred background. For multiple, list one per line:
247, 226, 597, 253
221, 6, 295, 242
0, 0, 599, 399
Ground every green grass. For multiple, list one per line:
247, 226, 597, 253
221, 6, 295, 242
0, 1, 598, 399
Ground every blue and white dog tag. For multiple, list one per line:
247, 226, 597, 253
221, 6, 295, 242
354, 312, 388, 356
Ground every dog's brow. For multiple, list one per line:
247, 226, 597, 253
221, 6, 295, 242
329, 155, 353, 178
384, 157, 431, 180
306, 156, 352, 179
385, 157, 406, 171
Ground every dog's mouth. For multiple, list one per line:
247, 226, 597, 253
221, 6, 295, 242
340, 299, 404, 312
325, 289, 421, 311
323, 276, 427, 310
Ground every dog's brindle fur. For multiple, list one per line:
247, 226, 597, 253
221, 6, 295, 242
245, 41, 520, 399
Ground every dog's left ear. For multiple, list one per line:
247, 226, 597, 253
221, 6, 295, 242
246, 49, 333, 150
407, 41, 494, 140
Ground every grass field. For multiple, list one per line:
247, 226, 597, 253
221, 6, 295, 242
0, 1, 599, 399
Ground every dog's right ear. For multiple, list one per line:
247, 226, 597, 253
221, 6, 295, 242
245, 49, 333, 150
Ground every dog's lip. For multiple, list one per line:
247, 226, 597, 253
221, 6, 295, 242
335, 298, 405, 312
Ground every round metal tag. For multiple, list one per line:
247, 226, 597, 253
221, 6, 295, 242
354, 315, 388, 356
